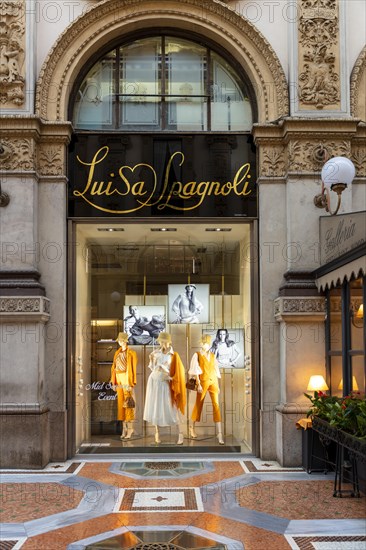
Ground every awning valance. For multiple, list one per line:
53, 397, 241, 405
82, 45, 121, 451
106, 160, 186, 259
316, 256, 366, 291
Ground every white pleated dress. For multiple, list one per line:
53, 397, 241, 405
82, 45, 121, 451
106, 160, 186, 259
143, 348, 180, 427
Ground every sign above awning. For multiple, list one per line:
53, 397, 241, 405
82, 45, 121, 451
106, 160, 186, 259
320, 210, 366, 265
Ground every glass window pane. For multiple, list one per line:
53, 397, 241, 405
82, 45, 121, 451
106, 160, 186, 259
330, 355, 343, 397
165, 38, 206, 97
119, 38, 162, 129
211, 53, 252, 131
73, 52, 116, 129
166, 97, 207, 131
329, 291, 342, 351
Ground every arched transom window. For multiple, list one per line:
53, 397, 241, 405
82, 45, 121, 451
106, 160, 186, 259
73, 36, 253, 131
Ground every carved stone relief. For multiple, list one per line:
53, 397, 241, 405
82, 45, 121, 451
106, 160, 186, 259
38, 145, 64, 176
0, 297, 50, 314
0, 138, 33, 170
288, 140, 350, 172
351, 145, 366, 177
350, 46, 366, 120
298, 0, 341, 110
274, 296, 326, 322
0, 0, 26, 107
260, 145, 287, 177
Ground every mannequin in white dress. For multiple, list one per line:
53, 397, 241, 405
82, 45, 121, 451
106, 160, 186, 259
143, 332, 186, 445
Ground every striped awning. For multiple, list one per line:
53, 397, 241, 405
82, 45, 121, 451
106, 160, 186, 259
316, 256, 366, 291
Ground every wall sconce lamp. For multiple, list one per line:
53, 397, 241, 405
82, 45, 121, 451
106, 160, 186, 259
307, 375, 329, 392
351, 302, 364, 328
314, 156, 356, 216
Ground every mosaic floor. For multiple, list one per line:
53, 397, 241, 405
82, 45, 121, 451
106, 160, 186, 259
0, 458, 365, 549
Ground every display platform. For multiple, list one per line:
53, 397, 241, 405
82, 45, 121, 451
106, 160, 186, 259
77, 434, 244, 455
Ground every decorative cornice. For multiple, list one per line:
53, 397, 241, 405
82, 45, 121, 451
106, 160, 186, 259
350, 45, 366, 118
35, 0, 288, 122
253, 119, 363, 178
0, 117, 72, 174
274, 296, 326, 322
0, 296, 51, 322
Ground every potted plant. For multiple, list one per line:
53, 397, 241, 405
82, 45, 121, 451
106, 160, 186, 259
304, 390, 366, 460
304, 391, 366, 496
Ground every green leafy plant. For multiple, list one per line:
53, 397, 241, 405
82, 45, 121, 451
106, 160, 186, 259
304, 391, 366, 439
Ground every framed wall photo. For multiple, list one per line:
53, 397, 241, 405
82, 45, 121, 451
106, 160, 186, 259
168, 283, 210, 324
123, 305, 166, 345
206, 328, 245, 369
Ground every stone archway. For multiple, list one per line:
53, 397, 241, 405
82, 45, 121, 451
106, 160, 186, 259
351, 45, 366, 121
35, 0, 289, 123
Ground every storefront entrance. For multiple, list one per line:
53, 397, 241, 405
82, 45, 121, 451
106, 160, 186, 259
70, 220, 257, 454
67, 32, 258, 455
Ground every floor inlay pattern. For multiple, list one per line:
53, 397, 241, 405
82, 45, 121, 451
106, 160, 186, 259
117, 487, 203, 512
112, 461, 211, 478
0, 460, 364, 549
288, 535, 366, 549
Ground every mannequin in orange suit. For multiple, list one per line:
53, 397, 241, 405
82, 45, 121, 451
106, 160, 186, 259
110, 332, 137, 440
188, 333, 224, 444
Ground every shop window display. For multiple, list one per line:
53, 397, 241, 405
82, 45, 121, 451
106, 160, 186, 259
73, 223, 254, 453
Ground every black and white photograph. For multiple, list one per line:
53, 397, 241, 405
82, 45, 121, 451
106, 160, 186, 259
123, 305, 166, 345
206, 328, 245, 369
168, 283, 210, 324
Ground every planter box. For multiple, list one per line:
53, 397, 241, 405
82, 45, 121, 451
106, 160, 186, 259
302, 427, 336, 473
312, 417, 366, 462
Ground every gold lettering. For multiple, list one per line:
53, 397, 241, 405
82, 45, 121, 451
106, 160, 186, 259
233, 164, 252, 195
157, 181, 183, 210
182, 181, 196, 196
73, 147, 253, 214
74, 146, 109, 198
208, 182, 221, 195
150, 152, 184, 207
131, 181, 147, 196
220, 182, 233, 196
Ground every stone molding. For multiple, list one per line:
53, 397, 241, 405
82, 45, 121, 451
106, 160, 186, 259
274, 296, 326, 322
350, 45, 366, 120
35, 0, 289, 123
298, 0, 340, 111
0, 296, 51, 322
276, 404, 309, 415
253, 118, 362, 178
0, 0, 26, 108
0, 117, 72, 174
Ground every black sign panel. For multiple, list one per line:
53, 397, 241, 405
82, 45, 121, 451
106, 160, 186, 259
68, 134, 257, 218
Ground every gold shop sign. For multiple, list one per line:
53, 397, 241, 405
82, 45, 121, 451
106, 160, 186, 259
68, 135, 257, 218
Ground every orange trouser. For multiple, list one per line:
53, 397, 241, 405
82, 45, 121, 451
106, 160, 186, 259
191, 379, 221, 422
116, 388, 135, 421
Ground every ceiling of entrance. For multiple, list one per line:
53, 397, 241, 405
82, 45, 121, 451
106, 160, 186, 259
77, 222, 250, 247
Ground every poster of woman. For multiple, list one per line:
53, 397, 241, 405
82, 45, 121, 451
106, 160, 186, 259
168, 283, 210, 324
207, 328, 245, 369
123, 305, 165, 345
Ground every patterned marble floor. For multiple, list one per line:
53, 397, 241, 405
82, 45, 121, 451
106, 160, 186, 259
0, 458, 365, 549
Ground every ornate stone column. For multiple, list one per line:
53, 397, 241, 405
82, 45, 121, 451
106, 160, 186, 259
253, 117, 364, 465
0, 117, 71, 468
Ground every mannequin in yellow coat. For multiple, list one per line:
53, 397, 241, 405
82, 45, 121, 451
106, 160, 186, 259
188, 333, 224, 444
110, 332, 137, 440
